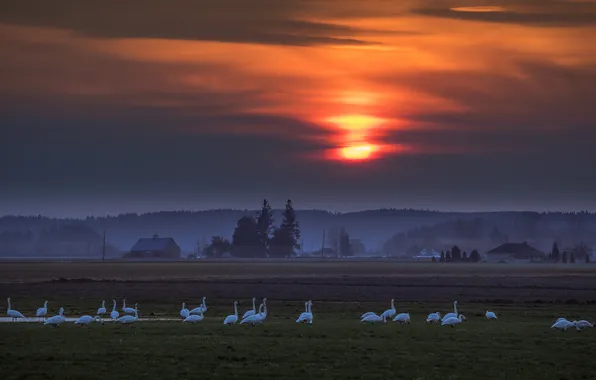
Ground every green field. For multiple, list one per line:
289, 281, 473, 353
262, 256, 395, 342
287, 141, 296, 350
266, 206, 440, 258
2, 262, 596, 379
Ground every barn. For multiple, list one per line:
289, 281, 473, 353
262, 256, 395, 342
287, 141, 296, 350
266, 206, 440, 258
485, 242, 545, 263
126, 236, 181, 259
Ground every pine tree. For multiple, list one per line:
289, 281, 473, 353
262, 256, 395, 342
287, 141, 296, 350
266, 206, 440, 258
339, 228, 353, 257
562, 251, 568, 264
255, 199, 274, 253
570, 253, 576, 264
440, 251, 445, 262
269, 199, 301, 258
586, 255, 591, 264
231, 216, 262, 258
552, 242, 560, 262
451, 245, 462, 261
469, 249, 481, 263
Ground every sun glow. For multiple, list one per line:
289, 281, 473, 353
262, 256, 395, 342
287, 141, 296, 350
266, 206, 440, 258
341, 144, 376, 160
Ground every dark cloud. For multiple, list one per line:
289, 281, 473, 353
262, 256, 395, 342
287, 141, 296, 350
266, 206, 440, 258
0, 0, 396, 46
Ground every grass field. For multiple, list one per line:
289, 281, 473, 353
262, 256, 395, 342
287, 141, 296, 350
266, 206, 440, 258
2, 262, 596, 379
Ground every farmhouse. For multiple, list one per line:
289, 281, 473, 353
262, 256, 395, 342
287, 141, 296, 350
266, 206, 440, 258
126, 236, 181, 259
485, 242, 545, 263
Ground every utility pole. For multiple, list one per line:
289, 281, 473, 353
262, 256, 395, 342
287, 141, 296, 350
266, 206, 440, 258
102, 229, 106, 262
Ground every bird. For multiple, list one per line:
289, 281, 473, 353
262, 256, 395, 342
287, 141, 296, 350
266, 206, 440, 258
184, 308, 204, 323
441, 314, 466, 327
551, 319, 575, 332
117, 304, 139, 324
122, 299, 136, 314
393, 312, 410, 324
573, 320, 594, 331
75, 315, 103, 326
97, 300, 107, 316
241, 303, 265, 325
190, 297, 207, 314
442, 301, 459, 321
485, 311, 497, 320
44, 307, 66, 327
361, 311, 377, 320
6, 298, 25, 322
36, 300, 48, 321
361, 313, 387, 324
380, 299, 396, 320
296, 301, 313, 324
242, 297, 257, 319
426, 312, 441, 324
223, 301, 239, 325
180, 303, 190, 319
110, 300, 120, 320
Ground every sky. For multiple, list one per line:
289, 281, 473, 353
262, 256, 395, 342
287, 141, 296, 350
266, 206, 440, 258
1, 0, 595, 217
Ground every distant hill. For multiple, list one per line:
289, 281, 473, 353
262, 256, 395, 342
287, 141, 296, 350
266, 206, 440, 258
1, 209, 595, 257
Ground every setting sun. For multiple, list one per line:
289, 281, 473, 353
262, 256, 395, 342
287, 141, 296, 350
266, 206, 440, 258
340, 144, 376, 161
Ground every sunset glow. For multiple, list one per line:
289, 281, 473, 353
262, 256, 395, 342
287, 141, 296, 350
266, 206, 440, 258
340, 144, 376, 161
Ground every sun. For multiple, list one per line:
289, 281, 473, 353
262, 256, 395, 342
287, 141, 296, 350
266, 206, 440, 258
340, 144, 376, 161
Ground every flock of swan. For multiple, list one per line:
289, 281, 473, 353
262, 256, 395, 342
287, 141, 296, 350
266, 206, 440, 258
5, 297, 594, 332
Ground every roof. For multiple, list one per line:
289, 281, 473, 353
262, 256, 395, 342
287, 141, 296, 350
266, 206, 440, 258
131, 237, 179, 252
486, 242, 544, 259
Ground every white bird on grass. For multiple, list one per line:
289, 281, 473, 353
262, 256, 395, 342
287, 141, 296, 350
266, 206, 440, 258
380, 299, 396, 320
110, 300, 119, 320
242, 297, 257, 319
122, 299, 136, 314
6, 298, 25, 322
97, 300, 107, 316
180, 303, 190, 319
573, 320, 594, 331
240, 304, 264, 326
117, 304, 139, 324
426, 312, 441, 324
442, 301, 459, 321
223, 301, 239, 325
75, 315, 103, 326
393, 312, 411, 324
190, 297, 207, 314
361, 313, 387, 324
184, 308, 204, 323
551, 319, 575, 332
296, 301, 313, 324
441, 314, 466, 327
485, 311, 497, 320
44, 307, 66, 327
36, 300, 48, 321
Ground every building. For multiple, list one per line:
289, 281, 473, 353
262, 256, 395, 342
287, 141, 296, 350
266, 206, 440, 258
126, 236, 181, 259
485, 242, 545, 263
413, 248, 440, 261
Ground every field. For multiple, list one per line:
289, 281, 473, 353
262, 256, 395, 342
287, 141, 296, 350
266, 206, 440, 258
2, 262, 596, 380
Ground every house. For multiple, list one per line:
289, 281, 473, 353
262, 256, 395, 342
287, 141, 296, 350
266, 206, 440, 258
125, 236, 181, 259
485, 242, 545, 263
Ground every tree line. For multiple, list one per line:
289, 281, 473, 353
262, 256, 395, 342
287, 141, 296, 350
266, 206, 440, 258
432, 245, 482, 263
202, 199, 300, 258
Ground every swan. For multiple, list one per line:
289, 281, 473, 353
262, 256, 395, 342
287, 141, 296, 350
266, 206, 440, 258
551, 319, 575, 332
254, 298, 268, 324
7, 298, 25, 322
380, 299, 396, 320
117, 304, 139, 324
223, 301, 239, 325
441, 301, 459, 321
241, 304, 264, 325
110, 300, 119, 320
485, 311, 497, 320
44, 307, 66, 327
97, 300, 107, 316
361, 312, 377, 320
75, 315, 103, 326
555, 317, 569, 323
190, 297, 207, 314
184, 308, 204, 323
393, 312, 410, 324
180, 303, 190, 319
426, 312, 441, 324
361, 313, 387, 324
441, 314, 466, 327
296, 301, 313, 324
122, 299, 136, 314
242, 297, 257, 319
573, 320, 594, 331
36, 300, 48, 321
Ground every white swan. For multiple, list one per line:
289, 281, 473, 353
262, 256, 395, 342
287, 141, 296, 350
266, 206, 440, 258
426, 312, 441, 324
361, 313, 387, 324
36, 300, 48, 321
361, 312, 377, 319
122, 299, 136, 314
180, 303, 190, 319
223, 301, 239, 325
393, 312, 410, 324
254, 298, 268, 324
44, 307, 66, 327
190, 297, 207, 314
241, 304, 264, 325
7, 298, 25, 322
551, 319, 575, 332
184, 308, 204, 323
75, 315, 103, 326
380, 299, 396, 320
442, 301, 459, 321
117, 304, 139, 324
97, 300, 107, 316
242, 297, 257, 319
555, 317, 569, 323
296, 301, 313, 324
441, 314, 466, 327
573, 320, 594, 331
110, 300, 119, 320
485, 311, 497, 320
